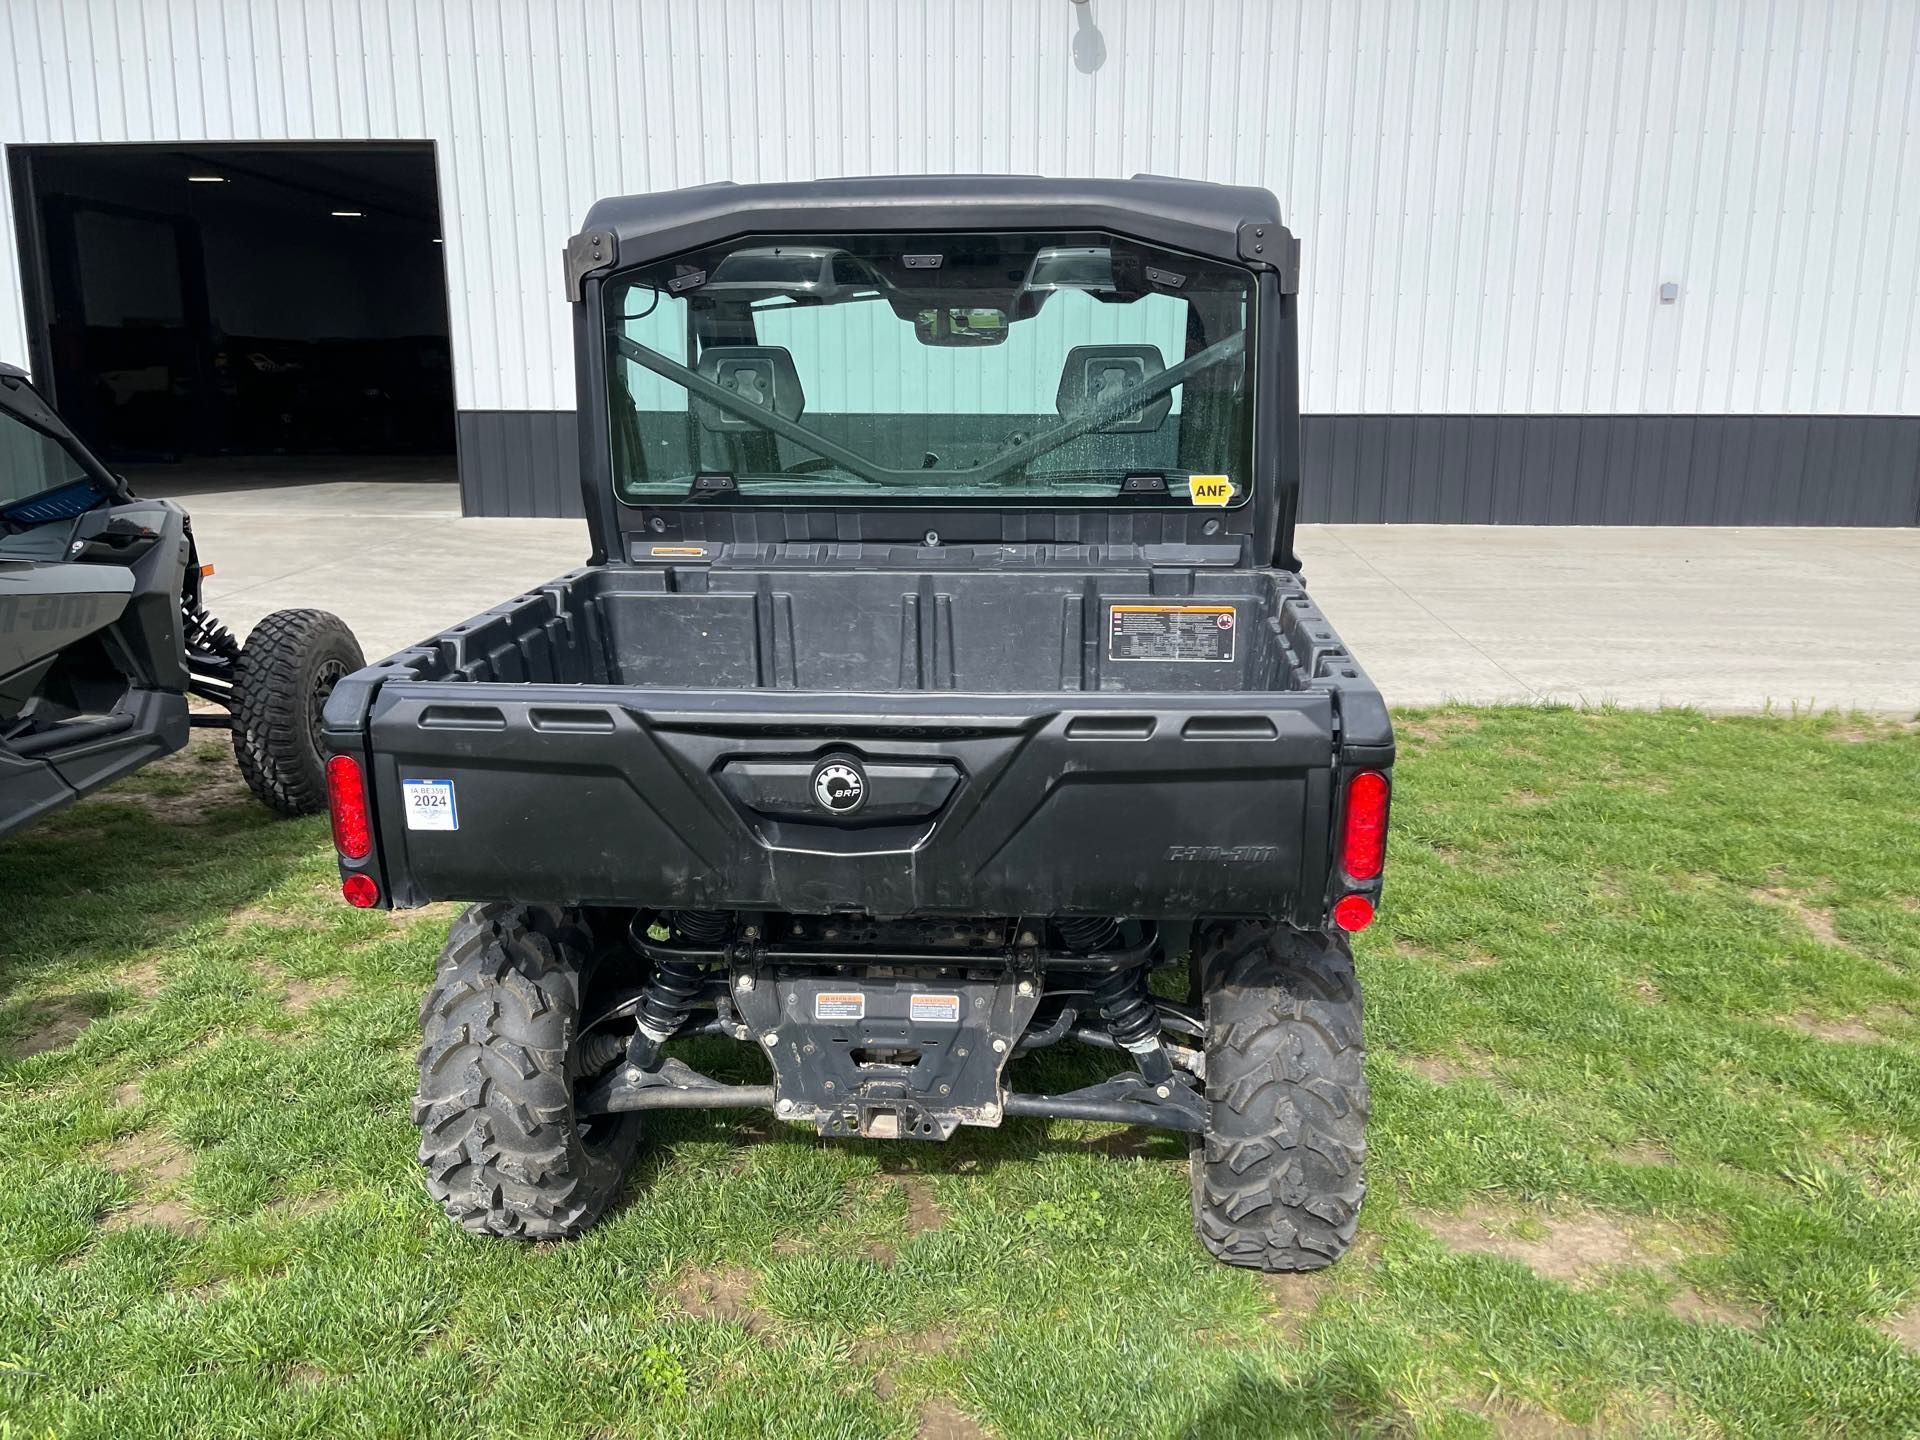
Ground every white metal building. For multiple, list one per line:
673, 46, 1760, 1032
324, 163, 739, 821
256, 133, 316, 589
3, 0, 1917, 523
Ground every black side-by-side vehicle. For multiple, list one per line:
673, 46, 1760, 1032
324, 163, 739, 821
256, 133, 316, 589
322, 176, 1393, 1272
0, 363, 363, 835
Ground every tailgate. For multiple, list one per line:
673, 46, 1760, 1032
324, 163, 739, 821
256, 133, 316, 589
359, 683, 1337, 920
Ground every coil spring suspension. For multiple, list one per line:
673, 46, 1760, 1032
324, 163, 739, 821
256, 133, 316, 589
182, 597, 241, 664
1056, 916, 1121, 951
1090, 964, 1173, 1085
671, 909, 732, 945
634, 952, 708, 1045
623, 914, 719, 1070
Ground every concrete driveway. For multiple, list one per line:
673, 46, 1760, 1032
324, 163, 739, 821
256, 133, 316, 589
152, 474, 1920, 714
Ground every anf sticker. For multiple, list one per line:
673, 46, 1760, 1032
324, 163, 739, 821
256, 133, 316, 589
1188, 474, 1235, 506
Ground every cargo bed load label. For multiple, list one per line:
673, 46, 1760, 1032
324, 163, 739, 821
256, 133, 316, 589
1107, 604, 1237, 662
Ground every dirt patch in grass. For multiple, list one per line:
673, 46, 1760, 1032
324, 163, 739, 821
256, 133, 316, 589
1751, 887, 1846, 946
1417, 1206, 1692, 1284
1783, 1011, 1897, 1044
1396, 713, 1482, 744
1668, 1287, 1764, 1331
1402, 1050, 1501, 1087
673, 1266, 769, 1335
1877, 1308, 1920, 1354
1420, 1206, 1759, 1330
7, 998, 94, 1058
250, 962, 350, 1015
101, 1130, 199, 1234
1465, 1398, 1583, 1436
112, 1079, 143, 1108
282, 975, 351, 1013
1258, 1270, 1331, 1341
915, 1399, 991, 1439
865, 1176, 949, 1264
113, 958, 166, 996
899, 1176, 947, 1234
856, 1327, 961, 1400
1404, 1056, 1469, 1084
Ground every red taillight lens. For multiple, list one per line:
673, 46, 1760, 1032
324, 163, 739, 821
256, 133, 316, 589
1340, 770, 1389, 881
341, 873, 380, 908
1332, 894, 1375, 932
326, 754, 372, 860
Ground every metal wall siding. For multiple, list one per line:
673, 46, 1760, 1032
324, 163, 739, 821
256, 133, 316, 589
3, 0, 1918, 423
1286, 412, 1920, 525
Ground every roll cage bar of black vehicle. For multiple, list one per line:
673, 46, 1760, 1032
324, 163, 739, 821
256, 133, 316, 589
565, 175, 1304, 570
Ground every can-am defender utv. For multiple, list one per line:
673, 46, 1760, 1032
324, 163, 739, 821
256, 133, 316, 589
322, 176, 1393, 1272
1, 363, 363, 836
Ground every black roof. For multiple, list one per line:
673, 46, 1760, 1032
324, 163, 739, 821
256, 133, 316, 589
577, 174, 1286, 277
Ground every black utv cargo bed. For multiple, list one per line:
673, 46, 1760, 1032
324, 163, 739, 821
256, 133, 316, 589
324, 553, 1385, 920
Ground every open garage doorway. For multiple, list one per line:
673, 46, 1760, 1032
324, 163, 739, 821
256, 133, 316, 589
8, 141, 454, 503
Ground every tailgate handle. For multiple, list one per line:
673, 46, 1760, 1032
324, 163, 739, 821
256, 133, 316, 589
418, 704, 506, 731
1181, 716, 1278, 741
1065, 715, 1156, 740
531, 706, 617, 734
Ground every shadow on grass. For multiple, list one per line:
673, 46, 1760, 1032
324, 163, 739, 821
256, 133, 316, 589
612, 1027, 1191, 1216
1178, 1364, 1414, 1440
0, 792, 325, 1000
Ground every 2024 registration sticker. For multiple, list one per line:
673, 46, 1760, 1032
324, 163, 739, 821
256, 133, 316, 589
401, 778, 458, 831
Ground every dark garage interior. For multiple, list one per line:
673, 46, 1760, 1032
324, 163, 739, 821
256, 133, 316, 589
7, 142, 454, 483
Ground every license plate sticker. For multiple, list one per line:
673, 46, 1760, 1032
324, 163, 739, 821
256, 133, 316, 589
1108, 604, 1237, 662
813, 992, 866, 1021
909, 993, 962, 1024
401, 778, 458, 831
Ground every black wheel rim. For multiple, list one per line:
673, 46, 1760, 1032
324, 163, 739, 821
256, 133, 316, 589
309, 658, 349, 752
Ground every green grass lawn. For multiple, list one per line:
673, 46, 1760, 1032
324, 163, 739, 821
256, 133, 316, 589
3, 709, 1920, 1438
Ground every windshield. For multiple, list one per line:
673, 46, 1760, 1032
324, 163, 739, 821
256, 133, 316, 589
604, 230, 1254, 507
0, 406, 91, 509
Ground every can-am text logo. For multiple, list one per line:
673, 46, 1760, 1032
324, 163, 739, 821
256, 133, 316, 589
1164, 844, 1279, 863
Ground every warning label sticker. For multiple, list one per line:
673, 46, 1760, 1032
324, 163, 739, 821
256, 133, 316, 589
908, 993, 962, 1024
1108, 604, 1237, 663
1187, 473, 1235, 506
813, 992, 866, 1021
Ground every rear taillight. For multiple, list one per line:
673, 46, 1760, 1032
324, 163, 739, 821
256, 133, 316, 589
1332, 894, 1375, 932
1340, 770, 1389, 881
326, 754, 372, 860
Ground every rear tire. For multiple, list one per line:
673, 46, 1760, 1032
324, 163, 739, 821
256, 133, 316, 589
230, 607, 363, 816
1191, 921, 1368, 1272
412, 904, 640, 1239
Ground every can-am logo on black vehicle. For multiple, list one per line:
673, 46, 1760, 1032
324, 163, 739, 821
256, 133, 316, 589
811, 758, 867, 815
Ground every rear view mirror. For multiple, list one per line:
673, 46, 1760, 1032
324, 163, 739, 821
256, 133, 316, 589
914, 307, 1009, 347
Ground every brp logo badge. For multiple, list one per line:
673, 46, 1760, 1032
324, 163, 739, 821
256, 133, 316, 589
811, 757, 867, 816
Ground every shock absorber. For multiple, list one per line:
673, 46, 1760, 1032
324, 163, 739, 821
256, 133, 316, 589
1089, 964, 1173, 1085
624, 921, 715, 1070
1056, 916, 1121, 951
671, 909, 732, 945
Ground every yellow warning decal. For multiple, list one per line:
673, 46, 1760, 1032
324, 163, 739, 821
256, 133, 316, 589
648, 545, 708, 557
1187, 474, 1235, 506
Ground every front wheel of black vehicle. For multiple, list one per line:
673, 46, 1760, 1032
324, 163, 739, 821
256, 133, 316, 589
413, 904, 641, 1239
230, 607, 363, 816
1190, 921, 1368, 1272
